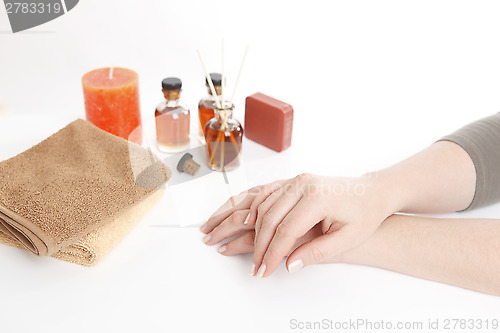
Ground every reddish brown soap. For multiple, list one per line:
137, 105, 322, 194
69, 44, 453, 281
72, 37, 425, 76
244, 93, 293, 152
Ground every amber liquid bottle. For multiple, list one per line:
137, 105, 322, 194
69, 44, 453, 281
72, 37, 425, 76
204, 103, 243, 171
155, 77, 190, 152
198, 73, 223, 144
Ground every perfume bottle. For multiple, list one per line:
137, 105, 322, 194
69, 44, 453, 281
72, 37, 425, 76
204, 102, 243, 171
155, 77, 190, 152
198, 73, 223, 143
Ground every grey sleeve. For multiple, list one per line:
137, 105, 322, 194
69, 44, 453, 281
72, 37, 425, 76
438, 113, 500, 211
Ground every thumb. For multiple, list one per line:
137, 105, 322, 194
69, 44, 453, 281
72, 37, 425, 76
286, 227, 357, 273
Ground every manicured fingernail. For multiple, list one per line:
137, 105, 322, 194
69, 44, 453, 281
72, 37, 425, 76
256, 263, 267, 278
243, 213, 250, 225
200, 223, 208, 233
250, 264, 256, 276
218, 245, 227, 254
203, 234, 211, 244
287, 259, 304, 273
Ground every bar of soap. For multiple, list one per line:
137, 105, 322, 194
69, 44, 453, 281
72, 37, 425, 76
244, 92, 293, 152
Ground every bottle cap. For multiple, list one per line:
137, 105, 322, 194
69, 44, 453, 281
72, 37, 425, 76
162, 77, 182, 90
206, 73, 222, 86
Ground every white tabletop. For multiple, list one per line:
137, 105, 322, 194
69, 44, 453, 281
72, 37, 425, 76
2, 1, 500, 332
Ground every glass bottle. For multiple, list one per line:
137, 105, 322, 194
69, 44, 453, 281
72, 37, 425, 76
204, 102, 243, 171
155, 77, 190, 152
198, 73, 223, 143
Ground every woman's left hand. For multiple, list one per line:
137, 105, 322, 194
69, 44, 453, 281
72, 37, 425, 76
201, 173, 396, 277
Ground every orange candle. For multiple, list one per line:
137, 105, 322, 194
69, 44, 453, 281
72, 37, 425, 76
82, 67, 142, 144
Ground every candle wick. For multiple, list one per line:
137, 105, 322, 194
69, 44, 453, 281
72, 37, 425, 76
109, 67, 114, 79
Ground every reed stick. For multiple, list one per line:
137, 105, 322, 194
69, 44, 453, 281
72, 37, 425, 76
228, 130, 240, 150
219, 110, 228, 170
230, 45, 249, 105
210, 130, 224, 167
220, 132, 225, 171
197, 49, 221, 109
221, 38, 225, 108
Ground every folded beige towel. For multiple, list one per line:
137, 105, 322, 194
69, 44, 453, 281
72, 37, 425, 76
0, 189, 163, 266
0, 119, 168, 262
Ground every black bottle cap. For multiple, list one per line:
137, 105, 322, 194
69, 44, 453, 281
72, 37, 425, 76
162, 77, 182, 90
206, 73, 222, 86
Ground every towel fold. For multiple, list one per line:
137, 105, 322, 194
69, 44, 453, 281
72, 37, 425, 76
0, 189, 164, 266
0, 119, 169, 260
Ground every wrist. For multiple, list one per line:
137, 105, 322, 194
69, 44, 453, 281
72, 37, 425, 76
339, 214, 398, 265
360, 171, 405, 216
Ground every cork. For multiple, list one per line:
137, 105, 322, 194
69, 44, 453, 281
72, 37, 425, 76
176, 153, 200, 176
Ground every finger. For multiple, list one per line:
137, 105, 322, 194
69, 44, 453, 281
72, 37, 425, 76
253, 186, 303, 276
202, 189, 256, 234
286, 227, 358, 273
217, 231, 255, 256
255, 197, 324, 278
253, 179, 298, 243
253, 185, 291, 247
252, 175, 306, 232
218, 226, 323, 257
296, 224, 323, 246
204, 210, 252, 246
246, 179, 288, 227
218, 226, 323, 258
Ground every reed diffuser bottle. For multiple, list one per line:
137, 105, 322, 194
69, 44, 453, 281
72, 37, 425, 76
197, 40, 248, 171
155, 77, 190, 152
198, 73, 223, 143
204, 102, 243, 171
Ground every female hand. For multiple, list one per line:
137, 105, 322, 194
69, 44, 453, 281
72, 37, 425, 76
201, 173, 397, 277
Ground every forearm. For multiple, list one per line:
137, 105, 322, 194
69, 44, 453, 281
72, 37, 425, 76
366, 141, 476, 213
367, 113, 500, 214
342, 214, 500, 296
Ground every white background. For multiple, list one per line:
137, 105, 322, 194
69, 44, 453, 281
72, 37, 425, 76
1, 1, 500, 332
